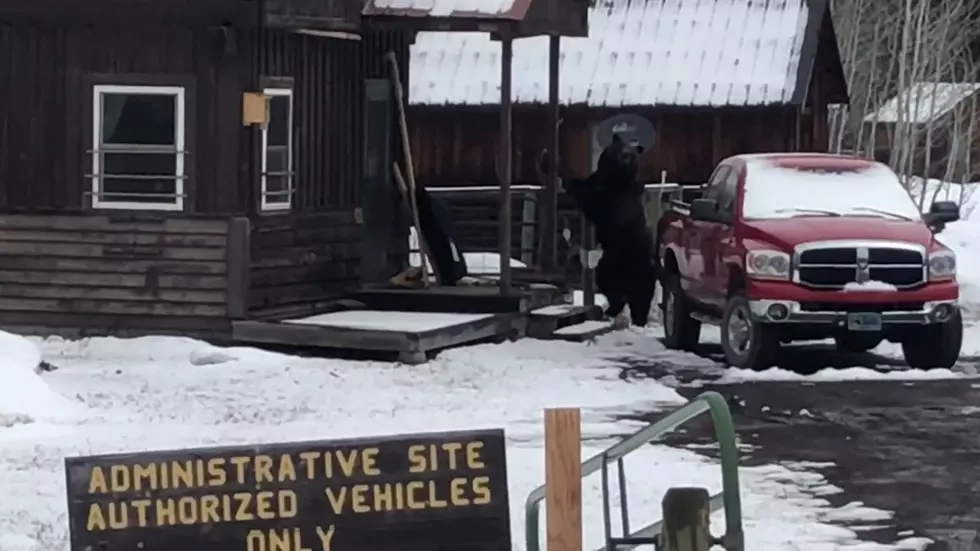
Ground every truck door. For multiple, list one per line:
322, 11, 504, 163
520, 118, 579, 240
701, 167, 739, 309
685, 166, 730, 304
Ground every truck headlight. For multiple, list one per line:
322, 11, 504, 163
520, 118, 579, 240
928, 250, 956, 280
746, 250, 791, 280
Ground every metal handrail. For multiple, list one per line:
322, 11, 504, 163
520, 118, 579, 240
524, 391, 743, 551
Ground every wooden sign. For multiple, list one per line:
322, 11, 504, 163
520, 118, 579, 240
64, 429, 511, 551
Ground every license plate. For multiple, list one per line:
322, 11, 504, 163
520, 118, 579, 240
847, 312, 882, 331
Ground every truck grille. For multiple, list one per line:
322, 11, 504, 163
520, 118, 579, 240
795, 243, 925, 289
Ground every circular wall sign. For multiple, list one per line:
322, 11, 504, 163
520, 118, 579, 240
593, 113, 656, 152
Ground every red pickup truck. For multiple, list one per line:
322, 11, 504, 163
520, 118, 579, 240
657, 153, 962, 371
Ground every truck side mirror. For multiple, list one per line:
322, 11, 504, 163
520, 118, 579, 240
690, 198, 719, 222
923, 200, 960, 233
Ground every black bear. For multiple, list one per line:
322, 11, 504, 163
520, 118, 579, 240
564, 135, 656, 327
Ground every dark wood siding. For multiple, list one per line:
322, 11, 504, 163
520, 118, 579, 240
245, 29, 412, 315
0, 21, 244, 214
409, 106, 799, 187
248, 211, 360, 316
0, 214, 231, 338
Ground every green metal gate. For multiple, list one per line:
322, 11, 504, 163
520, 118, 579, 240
524, 391, 744, 551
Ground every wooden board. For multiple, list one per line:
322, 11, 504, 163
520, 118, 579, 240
64, 429, 512, 551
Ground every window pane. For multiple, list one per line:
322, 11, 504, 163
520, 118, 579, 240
103, 152, 176, 176
266, 146, 289, 175
102, 93, 176, 146
265, 175, 290, 194
267, 95, 290, 146
101, 177, 177, 204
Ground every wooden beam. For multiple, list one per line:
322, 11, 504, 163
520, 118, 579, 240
545, 408, 582, 551
541, 34, 561, 272
499, 35, 514, 294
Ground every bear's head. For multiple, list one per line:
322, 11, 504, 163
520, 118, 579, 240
597, 134, 643, 184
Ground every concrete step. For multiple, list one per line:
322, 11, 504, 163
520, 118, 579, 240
527, 304, 603, 338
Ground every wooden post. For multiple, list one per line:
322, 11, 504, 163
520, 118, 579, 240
544, 408, 582, 551
499, 35, 514, 294
541, 34, 561, 272
660, 487, 713, 551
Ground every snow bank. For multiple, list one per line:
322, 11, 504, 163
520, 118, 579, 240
0, 331, 82, 424
1, 334, 905, 551
910, 178, 980, 315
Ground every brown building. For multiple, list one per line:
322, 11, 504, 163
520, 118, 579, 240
408, 0, 848, 188
862, 81, 980, 182
0, 0, 587, 339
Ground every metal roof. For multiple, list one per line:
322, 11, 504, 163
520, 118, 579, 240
362, 0, 528, 19
409, 0, 810, 107
863, 82, 980, 124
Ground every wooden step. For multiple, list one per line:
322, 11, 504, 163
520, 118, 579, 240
547, 320, 618, 342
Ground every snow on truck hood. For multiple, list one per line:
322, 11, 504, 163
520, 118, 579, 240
741, 216, 937, 249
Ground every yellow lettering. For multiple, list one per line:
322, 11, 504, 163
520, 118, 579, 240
466, 441, 485, 469
277, 454, 296, 482
407, 445, 426, 473
362, 447, 380, 475
131, 499, 151, 527
234, 492, 254, 521
207, 458, 227, 486
107, 502, 128, 529
172, 461, 193, 489
86, 503, 106, 531
406, 480, 424, 509
300, 451, 319, 480
177, 496, 196, 524
373, 483, 393, 511
199, 495, 220, 523
443, 442, 463, 470
427, 480, 447, 508
246, 530, 265, 551
279, 490, 298, 518
316, 525, 335, 551
109, 465, 130, 492
351, 484, 370, 513
255, 455, 274, 483
450, 478, 469, 506
472, 476, 491, 504
88, 466, 108, 494
336, 449, 357, 477
256, 491, 275, 519
230, 456, 250, 484
269, 529, 289, 551
156, 498, 176, 526
133, 464, 157, 491
324, 487, 346, 515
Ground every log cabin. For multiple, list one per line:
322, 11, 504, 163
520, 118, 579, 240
862, 81, 980, 182
408, 0, 849, 187
0, 0, 588, 340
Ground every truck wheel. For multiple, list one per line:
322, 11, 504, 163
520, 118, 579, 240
901, 313, 963, 369
661, 275, 701, 351
834, 333, 883, 353
721, 294, 778, 370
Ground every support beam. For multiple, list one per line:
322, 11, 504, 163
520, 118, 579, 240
499, 35, 514, 294
545, 408, 582, 551
541, 34, 561, 272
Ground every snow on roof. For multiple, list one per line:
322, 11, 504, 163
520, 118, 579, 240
409, 0, 810, 106
863, 82, 980, 124
363, 0, 522, 18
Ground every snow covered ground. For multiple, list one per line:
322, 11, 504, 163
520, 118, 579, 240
0, 331, 926, 551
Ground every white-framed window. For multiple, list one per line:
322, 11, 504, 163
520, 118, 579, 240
261, 87, 294, 211
91, 85, 186, 211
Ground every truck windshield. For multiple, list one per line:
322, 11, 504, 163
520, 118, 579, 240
741, 160, 922, 221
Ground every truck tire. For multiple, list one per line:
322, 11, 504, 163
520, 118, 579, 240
661, 274, 701, 351
720, 294, 778, 371
901, 313, 963, 369
834, 333, 883, 353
